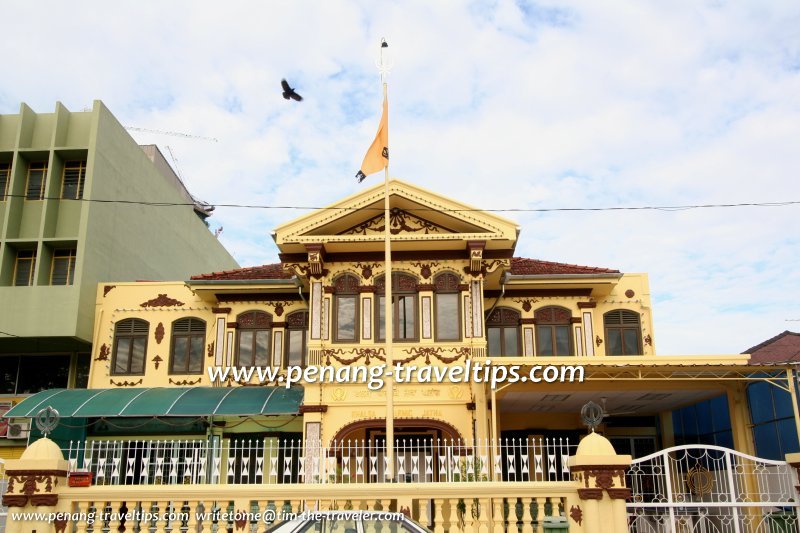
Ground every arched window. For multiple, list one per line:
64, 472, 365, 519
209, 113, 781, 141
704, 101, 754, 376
604, 310, 642, 355
486, 308, 520, 356
285, 311, 308, 367
170, 318, 206, 374
434, 272, 461, 341
112, 318, 149, 375
236, 311, 272, 367
535, 306, 573, 356
376, 273, 418, 341
334, 274, 360, 342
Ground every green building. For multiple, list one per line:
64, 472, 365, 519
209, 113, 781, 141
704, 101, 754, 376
0, 101, 238, 454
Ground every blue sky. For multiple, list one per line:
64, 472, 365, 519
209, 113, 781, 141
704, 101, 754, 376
1, 1, 798, 354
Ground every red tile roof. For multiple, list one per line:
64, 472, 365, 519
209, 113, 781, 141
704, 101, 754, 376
745, 331, 800, 364
190, 263, 293, 281
191, 257, 620, 281
510, 257, 620, 275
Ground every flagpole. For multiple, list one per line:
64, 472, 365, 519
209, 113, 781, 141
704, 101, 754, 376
379, 40, 395, 482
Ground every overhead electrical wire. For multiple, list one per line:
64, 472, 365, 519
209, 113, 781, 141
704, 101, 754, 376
2, 193, 798, 214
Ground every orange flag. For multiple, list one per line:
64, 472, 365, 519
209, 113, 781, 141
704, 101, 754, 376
356, 95, 388, 182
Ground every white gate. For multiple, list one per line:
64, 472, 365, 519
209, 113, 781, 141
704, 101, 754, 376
627, 445, 799, 532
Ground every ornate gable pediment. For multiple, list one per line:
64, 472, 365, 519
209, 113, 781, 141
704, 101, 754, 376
272, 179, 519, 252
340, 209, 455, 236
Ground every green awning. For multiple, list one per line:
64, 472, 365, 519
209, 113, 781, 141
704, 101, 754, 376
2, 386, 303, 418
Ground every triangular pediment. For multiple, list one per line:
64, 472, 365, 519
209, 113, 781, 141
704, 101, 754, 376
273, 179, 519, 254
338, 209, 458, 236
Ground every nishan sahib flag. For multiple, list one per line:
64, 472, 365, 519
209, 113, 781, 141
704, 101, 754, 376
356, 95, 388, 182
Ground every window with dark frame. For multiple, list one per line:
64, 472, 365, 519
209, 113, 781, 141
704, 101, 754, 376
170, 318, 206, 374
434, 272, 460, 341
535, 306, 573, 356
486, 307, 521, 356
25, 161, 47, 200
604, 309, 642, 355
0, 162, 10, 200
62, 160, 87, 200
50, 248, 77, 285
376, 273, 419, 342
285, 311, 308, 367
334, 274, 360, 342
112, 318, 149, 375
0, 355, 71, 395
13, 249, 36, 286
235, 311, 272, 367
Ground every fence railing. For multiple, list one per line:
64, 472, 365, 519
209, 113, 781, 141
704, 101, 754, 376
627, 444, 800, 532
57, 483, 577, 533
61, 437, 574, 486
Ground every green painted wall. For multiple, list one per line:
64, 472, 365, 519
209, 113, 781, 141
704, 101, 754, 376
0, 100, 238, 345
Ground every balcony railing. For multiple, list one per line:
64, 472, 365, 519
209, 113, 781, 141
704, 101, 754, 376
62, 437, 574, 486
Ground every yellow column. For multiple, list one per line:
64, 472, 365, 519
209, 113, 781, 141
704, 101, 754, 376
727, 384, 756, 456
659, 410, 675, 448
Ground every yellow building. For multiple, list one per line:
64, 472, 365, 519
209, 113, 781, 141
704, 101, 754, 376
4, 179, 799, 532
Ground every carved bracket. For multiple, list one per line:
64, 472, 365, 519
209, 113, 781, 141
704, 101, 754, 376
305, 244, 325, 276
95, 343, 109, 361
399, 346, 471, 365
410, 262, 440, 280
141, 294, 184, 307
169, 377, 202, 386
353, 262, 380, 280
513, 298, 539, 312
110, 378, 143, 387
571, 465, 630, 500
467, 241, 485, 274
570, 505, 582, 525
264, 301, 291, 317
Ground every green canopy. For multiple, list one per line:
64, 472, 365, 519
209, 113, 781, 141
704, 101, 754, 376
3, 386, 303, 418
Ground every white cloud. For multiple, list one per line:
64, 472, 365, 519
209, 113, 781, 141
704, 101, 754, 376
1, 0, 798, 354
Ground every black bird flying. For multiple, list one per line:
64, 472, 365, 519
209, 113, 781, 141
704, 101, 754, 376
281, 79, 303, 102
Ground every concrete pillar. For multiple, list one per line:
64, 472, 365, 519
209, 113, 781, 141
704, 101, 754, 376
2, 437, 70, 533
567, 432, 632, 533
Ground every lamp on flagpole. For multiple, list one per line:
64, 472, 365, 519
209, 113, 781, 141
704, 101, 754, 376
378, 37, 395, 481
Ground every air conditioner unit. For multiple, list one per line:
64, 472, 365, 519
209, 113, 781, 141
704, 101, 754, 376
7, 421, 31, 440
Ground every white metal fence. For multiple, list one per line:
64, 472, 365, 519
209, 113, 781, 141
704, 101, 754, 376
61, 437, 574, 486
627, 445, 800, 532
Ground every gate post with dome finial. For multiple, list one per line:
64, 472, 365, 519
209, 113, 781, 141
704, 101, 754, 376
2, 407, 69, 533
566, 402, 633, 533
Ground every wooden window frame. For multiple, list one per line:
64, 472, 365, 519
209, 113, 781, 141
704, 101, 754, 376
111, 319, 149, 376
284, 311, 308, 368
433, 272, 462, 342
25, 161, 47, 201
375, 273, 419, 343
486, 307, 521, 357
534, 306, 574, 356
13, 249, 36, 286
235, 311, 272, 367
603, 309, 642, 356
333, 274, 360, 343
50, 248, 77, 286
61, 160, 87, 200
169, 318, 206, 374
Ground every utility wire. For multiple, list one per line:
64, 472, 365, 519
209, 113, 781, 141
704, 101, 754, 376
2, 194, 799, 214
